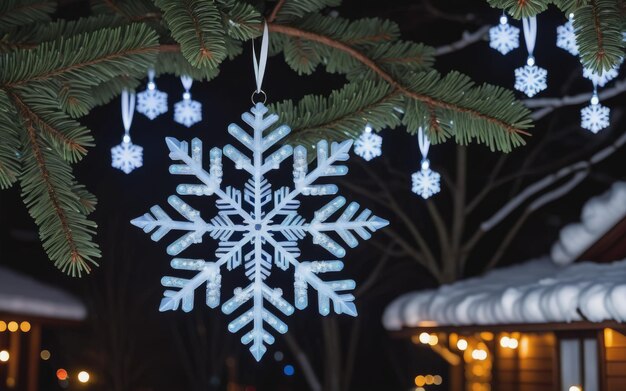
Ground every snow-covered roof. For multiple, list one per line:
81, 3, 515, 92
383, 257, 626, 330
0, 266, 87, 321
551, 182, 626, 265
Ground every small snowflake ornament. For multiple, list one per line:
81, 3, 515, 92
354, 125, 382, 161
556, 17, 578, 56
514, 60, 547, 97
131, 102, 388, 361
174, 75, 202, 127
582, 63, 621, 87
112, 90, 143, 174
581, 93, 610, 133
412, 159, 440, 199
489, 15, 520, 55
136, 69, 168, 120
112, 137, 143, 174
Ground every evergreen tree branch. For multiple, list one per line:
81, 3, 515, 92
0, 0, 55, 32
268, 0, 286, 23
10, 90, 100, 276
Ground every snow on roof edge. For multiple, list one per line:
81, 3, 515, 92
383, 257, 626, 330
550, 182, 626, 265
0, 266, 87, 321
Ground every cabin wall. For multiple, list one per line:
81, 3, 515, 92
603, 329, 626, 391
493, 333, 557, 391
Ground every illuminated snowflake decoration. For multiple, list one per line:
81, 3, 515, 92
582, 64, 621, 87
111, 139, 143, 174
489, 22, 520, 55
137, 82, 168, 120
174, 96, 202, 127
131, 103, 388, 361
581, 103, 610, 133
411, 160, 440, 199
514, 64, 547, 97
556, 19, 578, 56
354, 129, 382, 161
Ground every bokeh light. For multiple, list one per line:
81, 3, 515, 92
40, 350, 51, 360
7, 321, 18, 332
56, 368, 68, 381
20, 321, 31, 332
0, 350, 9, 362
283, 364, 294, 376
78, 371, 90, 383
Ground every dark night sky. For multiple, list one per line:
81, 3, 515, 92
0, 1, 625, 390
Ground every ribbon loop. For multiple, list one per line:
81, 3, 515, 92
180, 75, 193, 92
121, 89, 136, 133
252, 22, 269, 94
417, 127, 430, 158
522, 16, 537, 57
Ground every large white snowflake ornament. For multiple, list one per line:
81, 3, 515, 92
174, 94, 202, 128
514, 61, 547, 97
354, 126, 382, 161
111, 137, 143, 174
556, 19, 578, 56
131, 103, 388, 361
137, 83, 168, 120
489, 17, 520, 55
411, 159, 440, 199
582, 63, 621, 87
581, 101, 610, 133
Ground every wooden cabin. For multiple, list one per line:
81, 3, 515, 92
384, 182, 626, 391
0, 266, 86, 391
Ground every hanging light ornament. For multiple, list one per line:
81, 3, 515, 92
582, 60, 622, 87
411, 127, 440, 199
514, 16, 547, 97
581, 81, 610, 133
556, 13, 579, 56
174, 75, 202, 127
489, 13, 520, 55
136, 68, 168, 120
353, 124, 382, 161
111, 90, 143, 174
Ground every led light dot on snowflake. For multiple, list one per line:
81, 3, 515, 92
412, 159, 441, 199
489, 15, 520, 55
556, 17, 578, 56
131, 102, 389, 361
581, 93, 610, 134
174, 75, 202, 128
136, 69, 168, 120
112, 90, 143, 174
354, 124, 382, 161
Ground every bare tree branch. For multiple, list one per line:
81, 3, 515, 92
435, 25, 490, 56
284, 333, 322, 391
526, 79, 626, 120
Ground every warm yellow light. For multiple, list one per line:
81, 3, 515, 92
418, 332, 430, 344
473, 365, 485, 376
0, 321, 6, 332
40, 350, 51, 360
433, 375, 442, 385
428, 334, 439, 346
415, 388, 425, 391
20, 321, 31, 332
480, 332, 494, 341
78, 371, 90, 383
471, 349, 488, 360
508, 337, 518, 349
457, 338, 468, 351
425, 375, 434, 385
7, 321, 18, 332
500, 336, 510, 348
415, 375, 426, 387
0, 350, 9, 362
568, 386, 582, 391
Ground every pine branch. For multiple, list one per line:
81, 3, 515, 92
11, 90, 100, 276
0, 91, 21, 189
573, 0, 625, 73
269, 0, 341, 22
0, 0, 55, 33
269, 22, 532, 151
216, 0, 262, 41
486, 0, 551, 18
155, 0, 227, 69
